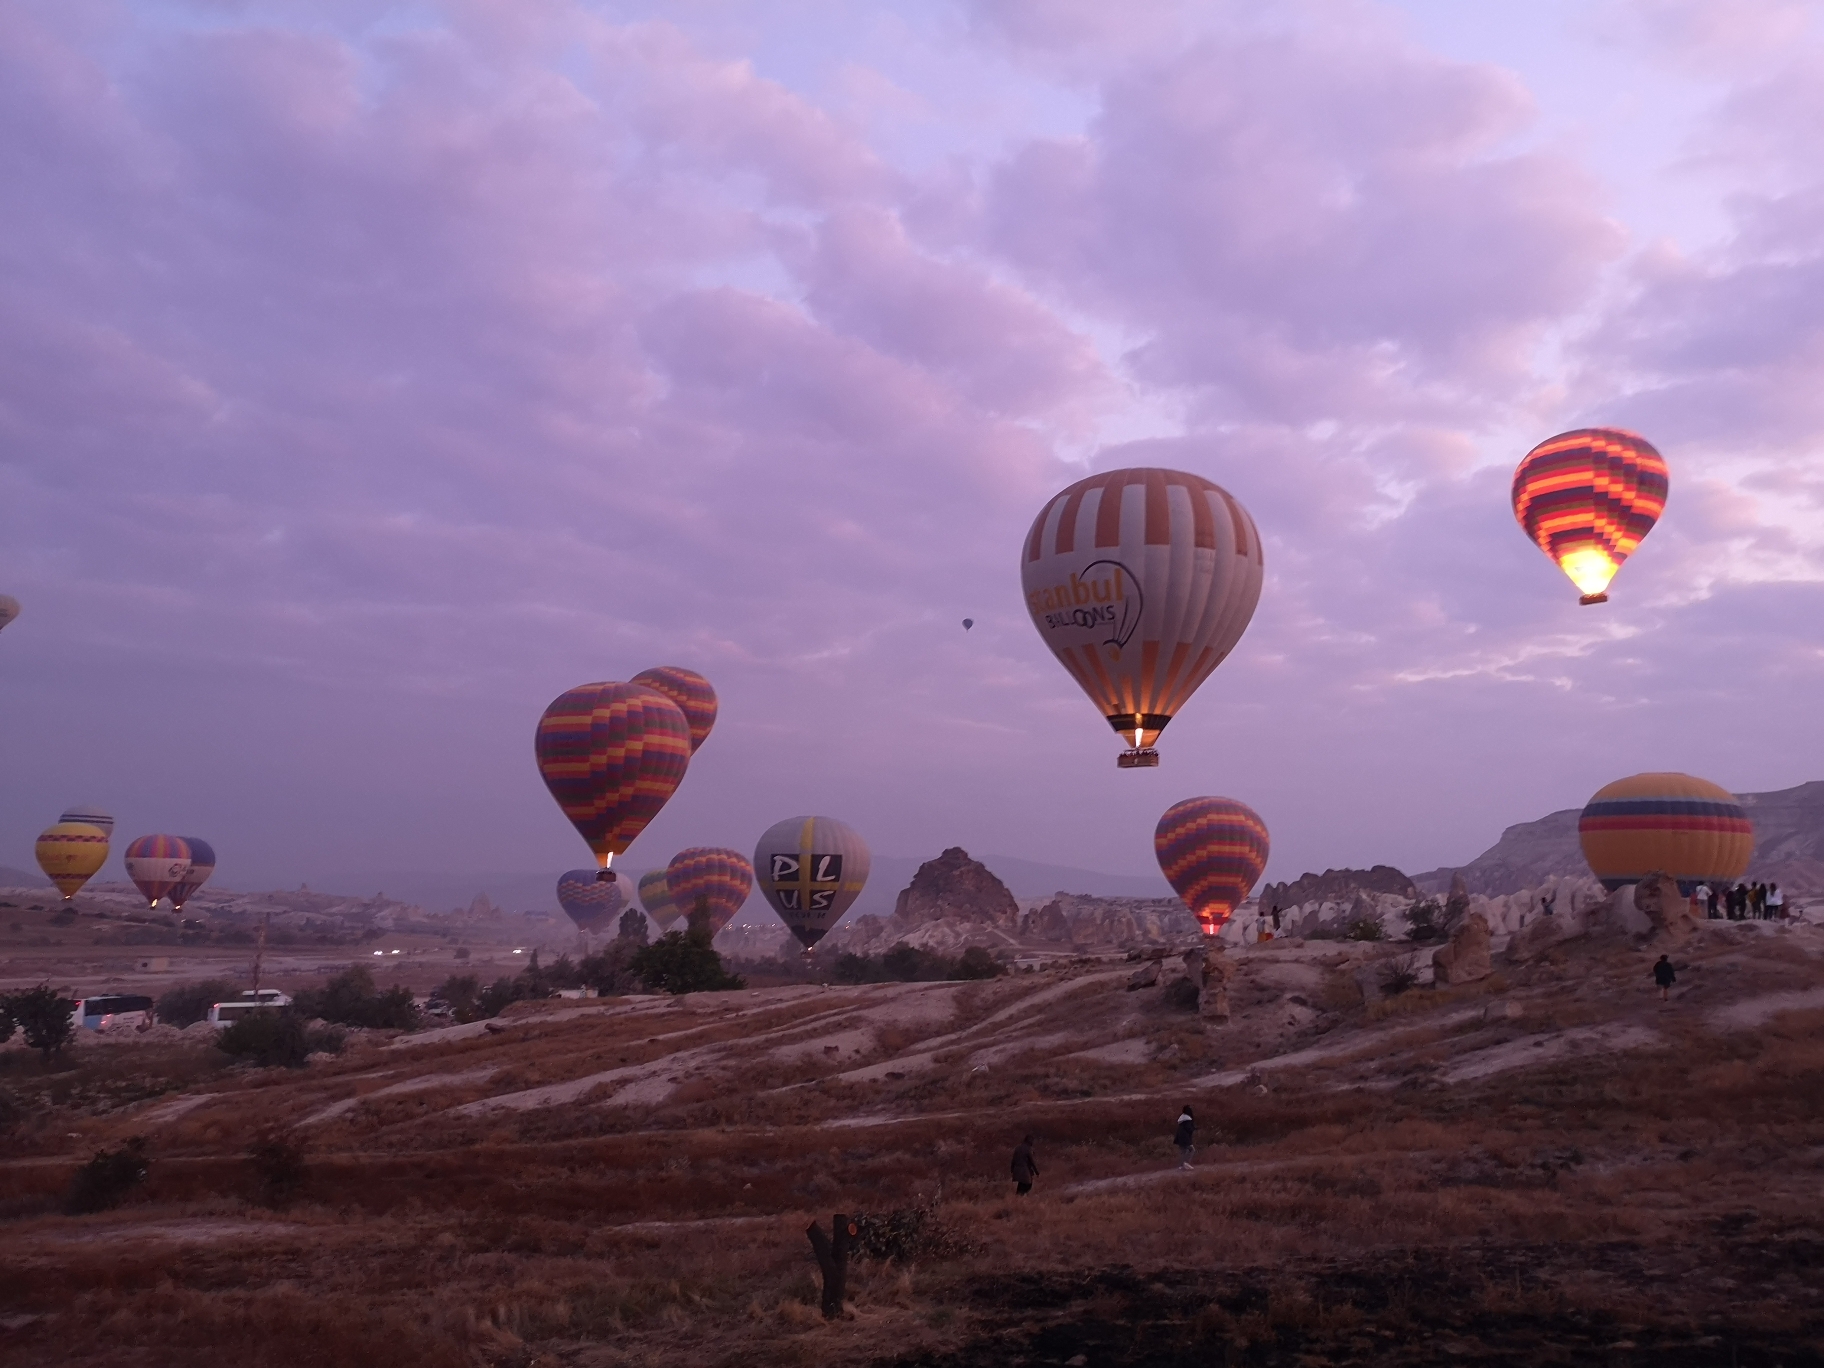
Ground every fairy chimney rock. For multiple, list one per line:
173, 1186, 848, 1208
893, 848, 1020, 929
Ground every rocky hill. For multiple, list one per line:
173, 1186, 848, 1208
1258, 866, 1418, 913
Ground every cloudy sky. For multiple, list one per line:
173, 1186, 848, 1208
3, 0, 1821, 900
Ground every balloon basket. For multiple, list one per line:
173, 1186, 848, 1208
1579, 593, 1608, 605
1117, 748, 1160, 769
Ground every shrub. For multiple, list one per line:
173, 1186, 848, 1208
156, 977, 239, 1028
248, 1129, 309, 1207
956, 946, 1004, 980
290, 966, 419, 1030
454, 946, 470, 961
1347, 915, 1385, 942
852, 1200, 978, 1263
0, 983, 75, 1061
217, 1010, 311, 1067
305, 1024, 346, 1056
632, 929, 746, 995
65, 1137, 150, 1214
1165, 977, 1202, 1011
1379, 952, 1423, 996
1407, 899, 1444, 942
832, 944, 1005, 984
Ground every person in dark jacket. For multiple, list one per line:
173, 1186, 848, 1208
1174, 1106, 1195, 1169
1010, 1135, 1038, 1196
1652, 955, 1676, 1002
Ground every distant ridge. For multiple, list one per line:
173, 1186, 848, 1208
0, 865, 51, 889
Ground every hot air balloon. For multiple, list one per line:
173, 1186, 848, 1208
1579, 773, 1752, 894
58, 804, 114, 837
665, 847, 753, 939
557, 868, 627, 934
1023, 468, 1264, 767
168, 839, 216, 913
535, 681, 692, 870
1155, 797, 1270, 936
124, 834, 192, 910
638, 868, 681, 931
962, 619, 974, 631
1512, 428, 1668, 605
35, 822, 109, 900
754, 815, 871, 951
630, 666, 718, 753
0, 595, 19, 633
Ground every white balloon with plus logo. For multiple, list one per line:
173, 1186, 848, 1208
753, 816, 871, 952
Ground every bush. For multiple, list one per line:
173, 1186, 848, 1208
1379, 952, 1423, 996
1347, 915, 1385, 942
305, 1024, 346, 1056
852, 1200, 978, 1263
248, 1129, 309, 1208
1164, 977, 1202, 1011
156, 978, 239, 1028
1406, 899, 1444, 943
217, 1010, 311, 1068
832, 944, 1006, 984
65, 1137, 150, 1214
290, 966, 419, 1030
632, 929, 746, 995
0, 983, 75, 1061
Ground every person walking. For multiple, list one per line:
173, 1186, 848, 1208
1174, 1105, 1196, 1170
1010, 1135, 1039, 1197
1652, 955, 1676, 1003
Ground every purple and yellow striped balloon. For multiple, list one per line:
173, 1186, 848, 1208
1155, 797, 1270, 935
631, 666, 718, 754
124, 834, 193, 909
557, 868, 627, 933
535, 682, 692, 865
665, 847, 753, 939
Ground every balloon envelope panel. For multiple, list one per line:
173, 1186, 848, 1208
1022, 468, 1263, 755
124, 834, 193, 906
535, 682, 692, 862
754, 815, 871, 949
1512, 428, 1668, 600
59, 805, 114, 836
665, 847, 754, 938
35, 822, 110, 899
169, 838, 217, 911
630, 666, 718, 754
1579, 772, 1752, 894
637, 868, 680, 930
0, 594, 19, 631
557, 869, 627, 933
1155, 797, 1270, 935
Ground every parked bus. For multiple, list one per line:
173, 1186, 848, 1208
68, 995, 155, 1030
205, 988, 291, 1027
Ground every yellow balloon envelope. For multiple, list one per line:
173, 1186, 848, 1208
35, 821, 110, 900
1578, 773, 1752, 893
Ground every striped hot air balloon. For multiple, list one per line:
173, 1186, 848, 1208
168, 839, 217, 912
124, 834, 192, 909
1022, 468, 1264, 767
1579, 773, 1752, 895
637, 868, 681, 931
535, 682, 692, 868
557, 868, 627, 934
754, 815, 871, 951
665, 847, 753, 939
0, 594, 19, 633
35, 822, 110, 901
630, 666, 718, 754
59, 804, 114, 837
1513, 428, 1669, 605
1155, 797, 1270, 936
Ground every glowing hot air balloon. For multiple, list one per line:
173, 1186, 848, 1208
557, 868, 626, 933
1155, 797, 1270, 936
665, 847, 753, 939
168, 839, 216, 913
59, 805, 114, 837
535, 682, 692, 869
754, 815, 871, 951
1579, 773, 1752, 894
1023, 468, 1264, 767
124, 834, 192, 909
35, 822, 109, 900
630, 667, 718, 754
0, 595, 19, 633
1513, 428, 1668, 605
637, 868, 681, 931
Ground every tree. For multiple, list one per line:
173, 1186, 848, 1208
155, 978, 238, 1028
216, 1010, 311, 1067
290, 965, 419, 1030
0, 983, 75, 1062
632, 928, 745, 995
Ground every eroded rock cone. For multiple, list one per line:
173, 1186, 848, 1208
892, 848, 1019, 930
1184, 946, 1234, 1023
1443, 871, 1472, 934
1637, 871, 1699, 950
1432, 911, 1492, 985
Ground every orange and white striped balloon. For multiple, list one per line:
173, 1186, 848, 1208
1021, 468, 1263, 766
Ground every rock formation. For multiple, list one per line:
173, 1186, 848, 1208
1181, 945, 1233, 1023
893, 848, 1020, 930
1258, 866, 1419, 912
1635, 871, 1700, 950
1432, 911, 1492, 985
1443, 872, 1472, 933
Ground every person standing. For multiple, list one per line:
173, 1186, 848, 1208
1540, 888, 1558, 918
1652, 955, 1676, 1002
1706, 885, 1720, 920
1751, 883, 1767, 919
1694, 884, 1711, 920
1010, 1135, 1039, 1197
1768, 883, 1785, 920
1174, 1105, 1196, 1170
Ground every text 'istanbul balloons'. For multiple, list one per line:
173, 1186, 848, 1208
665, 847, 753, 938
557, 869, 627, 933
35, 822, 110, 900
1579, 773, 1752, 895
0, 594, 19, 632
535, 682, 692, 868
168, 839, 216, 913
630, 666, 718, 754
1512, 428, 1669, 605
1155, 797, 1270, 936
637, 868, 681, 931
754, 815, 871, 951
1023, 468, 1264, 768
59, 804, 114, 837
124, 834, 192, 908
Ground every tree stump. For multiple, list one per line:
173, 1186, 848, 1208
806, 1212, 855, 1319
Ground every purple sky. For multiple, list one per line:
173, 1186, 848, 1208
3, 0, 1822, 897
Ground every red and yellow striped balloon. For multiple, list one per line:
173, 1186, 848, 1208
124, 834, 193, 908
1155, 797, 1270, 935
1578, 773, 1752, 894
535, 682, 692, 866
631, 666, 718, 753
665, 847, 753, 938
1512, 428, 1668, 604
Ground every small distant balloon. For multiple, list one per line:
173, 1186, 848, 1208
59, 805, 114, 837
637, 868, 681, 931
36, 822, 109, 901
962, 619, 974, 631
0, 595, 19, 633
557, 868, 627, 933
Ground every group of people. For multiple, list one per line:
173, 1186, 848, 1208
1695, 881, 1786, 921
1009, 1106, 1198, 1196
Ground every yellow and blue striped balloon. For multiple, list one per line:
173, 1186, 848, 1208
1579, 773, 1752, 894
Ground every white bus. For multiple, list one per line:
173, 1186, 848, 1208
68, 995, 155, 1030
206, 988, 292, 1027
